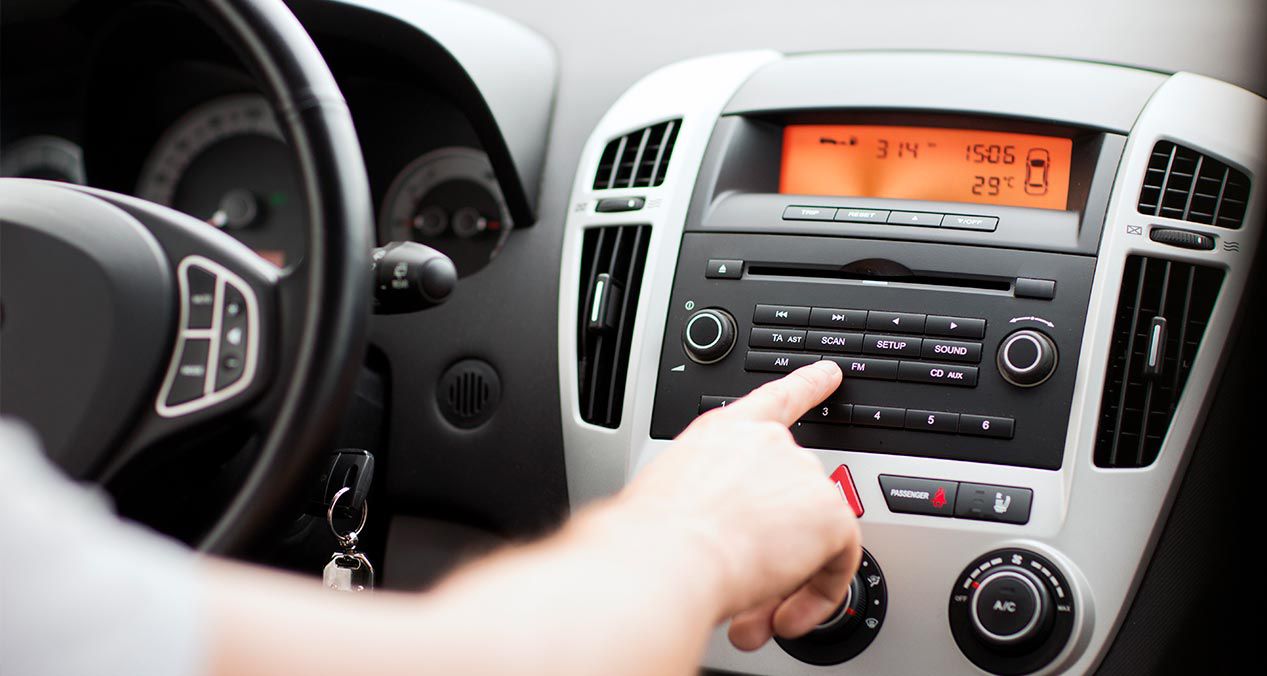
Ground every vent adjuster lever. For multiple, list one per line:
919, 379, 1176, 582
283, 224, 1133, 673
1142, 316, 1167, 378
587, 272, 623, 332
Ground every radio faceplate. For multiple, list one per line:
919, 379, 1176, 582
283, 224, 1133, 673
650, 233, 1095, 470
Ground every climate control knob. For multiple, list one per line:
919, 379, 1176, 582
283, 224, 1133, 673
681, 308, 736, 364
997, 329, 1058, 387
949, 549, 1077, 675
776, 548, 887, 666
970, 566, 1052, 647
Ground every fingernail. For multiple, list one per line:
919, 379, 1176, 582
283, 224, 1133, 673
811, 360, 841, 375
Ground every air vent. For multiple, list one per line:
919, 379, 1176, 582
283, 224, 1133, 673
577, 224, 651, 427
592, 120, 680, 190
1137, 140, 1250, 229
1094, 256, 1223, 468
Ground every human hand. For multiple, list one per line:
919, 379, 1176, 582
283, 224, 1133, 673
620, 360, 861, 650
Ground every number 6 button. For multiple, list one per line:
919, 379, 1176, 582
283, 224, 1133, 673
960, 414, 1015, 439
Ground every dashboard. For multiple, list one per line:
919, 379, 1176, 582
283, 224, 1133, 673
3, 0, 1265, 674
560, 49, 1264, 676
1, 0, 512, 276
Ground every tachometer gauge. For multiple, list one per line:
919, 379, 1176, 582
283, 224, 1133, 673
136, 94, 303, 268
379, 146, 512, 277
0, 135, 85, 183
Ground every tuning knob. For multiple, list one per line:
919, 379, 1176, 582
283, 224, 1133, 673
681, 308, 736, 364
997, 329, 1058, 387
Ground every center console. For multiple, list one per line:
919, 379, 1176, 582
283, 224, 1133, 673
559, 50, 1264, 674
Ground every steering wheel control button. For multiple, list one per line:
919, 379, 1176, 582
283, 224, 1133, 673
971, 569, 1047, 644
166, 338, 211, 406
184, 264, 218, 329
879, 474, 958, 517
777, 548, 887, 665
904, 409, 960, 434
998, 329, 1058, 387
865, 310, 927, 333
862, 333, 923, 358
157, 256, 261, 417
898, 360, 979, 387
956, 483, 1033, 524
749, 327, 807, 350
921, 338, 983, 363
809, 307, 867, 330
830, 465, 864, 517
705, 258, 743, 279
682, 308, 737, 364
823, 356, 899, 380
950, 549, 1074, 675
744, 350, 819, 373
753, 303, 810, 326
925, 315, 986, 339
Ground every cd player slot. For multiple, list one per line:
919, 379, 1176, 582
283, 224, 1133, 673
746, 263, 1012, 293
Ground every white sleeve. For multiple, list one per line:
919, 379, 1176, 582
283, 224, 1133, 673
0, 419, 207, 676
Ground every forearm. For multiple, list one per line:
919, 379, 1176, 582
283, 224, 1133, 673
208, 496, 728, 676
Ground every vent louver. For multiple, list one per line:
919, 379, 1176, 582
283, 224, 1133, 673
1137, 140, 1250, 229
1094, 256, 1223, 468
577, 224, 651, 427
593, 120, 680, 190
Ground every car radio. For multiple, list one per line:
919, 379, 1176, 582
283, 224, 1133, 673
649, 114, 1123, 472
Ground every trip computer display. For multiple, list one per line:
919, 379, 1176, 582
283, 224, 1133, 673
780, 125, 1073, 210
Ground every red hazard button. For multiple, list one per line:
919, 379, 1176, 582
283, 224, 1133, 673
830, 465, 864, 517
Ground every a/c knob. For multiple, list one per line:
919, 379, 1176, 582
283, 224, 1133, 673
970, 566, 1054, 647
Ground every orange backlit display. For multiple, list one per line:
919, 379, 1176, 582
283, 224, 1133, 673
780, 125, 1073, 210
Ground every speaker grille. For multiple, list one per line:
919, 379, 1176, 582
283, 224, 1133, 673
437, 359, 501, 429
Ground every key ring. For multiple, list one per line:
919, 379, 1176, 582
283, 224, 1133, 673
327, 486, 367, 549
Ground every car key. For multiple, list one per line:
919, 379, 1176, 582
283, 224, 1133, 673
322, 486, 375, 592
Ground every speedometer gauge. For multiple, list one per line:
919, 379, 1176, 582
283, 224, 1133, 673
379, 147, 512, 277
136, 94, 304, 268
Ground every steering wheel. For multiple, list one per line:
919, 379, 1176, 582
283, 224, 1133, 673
0, 0, 371, 554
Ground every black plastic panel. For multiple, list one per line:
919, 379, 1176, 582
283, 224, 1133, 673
651, 233, 1096, 470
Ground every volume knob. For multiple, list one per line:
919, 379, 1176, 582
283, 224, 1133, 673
682, 308, 736, 364
997, 329, 1058, 387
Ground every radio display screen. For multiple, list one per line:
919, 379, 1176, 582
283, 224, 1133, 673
780, 125, 1073, 210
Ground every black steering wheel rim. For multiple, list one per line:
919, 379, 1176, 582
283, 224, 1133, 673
181, 0, 372, 553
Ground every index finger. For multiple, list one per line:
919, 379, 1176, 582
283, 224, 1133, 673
719, 360, 842, 427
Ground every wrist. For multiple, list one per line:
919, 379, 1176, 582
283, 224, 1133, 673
572, 493, 736, 624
